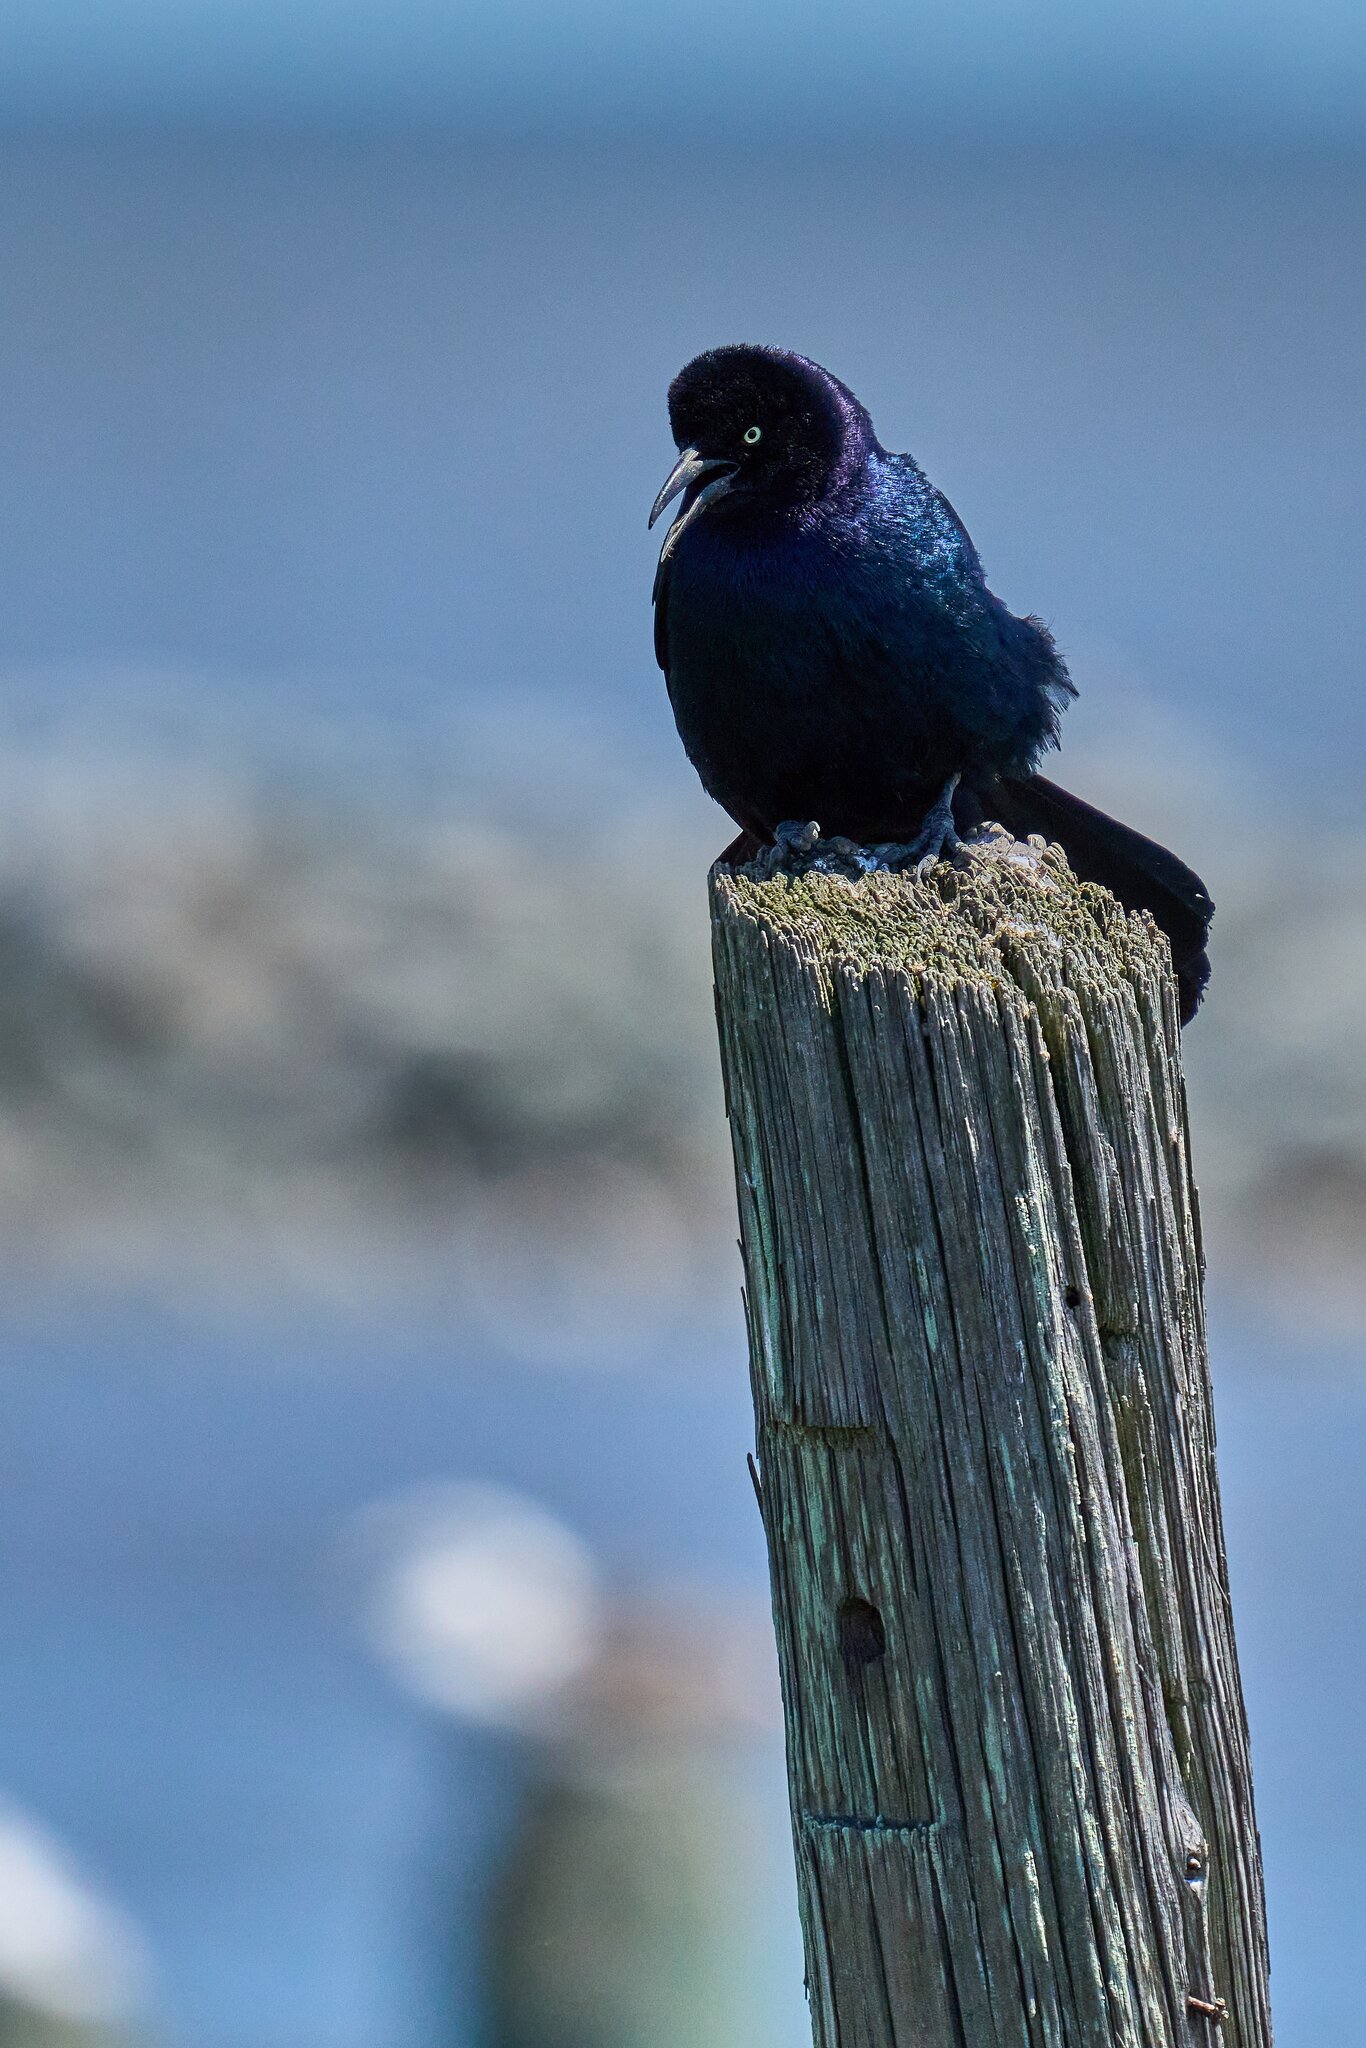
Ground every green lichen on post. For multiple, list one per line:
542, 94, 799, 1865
710, 838, 1270, 2048
714, 838, 1171, 1008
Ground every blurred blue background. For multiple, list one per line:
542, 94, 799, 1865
0, 4, 1363, 2045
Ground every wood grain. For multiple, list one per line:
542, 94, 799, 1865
711, 839, 1272, 2048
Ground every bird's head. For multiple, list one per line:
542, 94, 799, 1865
649, 345, 876, 567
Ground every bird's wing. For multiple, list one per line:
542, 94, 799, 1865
877, 456, 985, 583
883, 457, 1076, 726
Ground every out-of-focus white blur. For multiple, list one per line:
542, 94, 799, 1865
349, 1483, 602, 1724
348, 1482, 795, 2048
0, 1802, 148, 2028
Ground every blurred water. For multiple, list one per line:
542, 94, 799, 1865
0, 1302, 1356, 2045
1217, 1339, 1366, 2043
0, 135, 1364, 809
8, 0, 1366, 140
0, 1306, 805, 2048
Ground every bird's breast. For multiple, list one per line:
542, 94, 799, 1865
660, 518, 962, 840
665, 520, 858, 683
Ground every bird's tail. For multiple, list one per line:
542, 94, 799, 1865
986, 773, 1213, 1023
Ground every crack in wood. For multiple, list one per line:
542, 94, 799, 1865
802, 1811, 942, 1837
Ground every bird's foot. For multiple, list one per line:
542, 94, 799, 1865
751, 819, 824, 877
876, 775, 965, 877
743, 789, 979, 885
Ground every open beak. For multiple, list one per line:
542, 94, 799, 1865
649, 446, 739, 567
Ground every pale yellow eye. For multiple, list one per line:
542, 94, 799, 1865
743, 424, 762, 445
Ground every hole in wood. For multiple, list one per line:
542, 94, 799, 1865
1064, 1284, 1083, 1309
837, 1596, 887, 1670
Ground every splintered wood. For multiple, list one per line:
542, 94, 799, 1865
710, 842, 1272, 2048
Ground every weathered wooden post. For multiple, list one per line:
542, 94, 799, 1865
711, 833, 1272, 2048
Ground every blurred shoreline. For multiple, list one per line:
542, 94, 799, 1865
0, 672, 1355, 1347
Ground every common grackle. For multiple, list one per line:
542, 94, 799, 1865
650, 344, 1213, 1020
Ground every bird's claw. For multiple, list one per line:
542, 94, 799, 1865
745, 786, 971, 884
912, 824, 964, 880
752, 820, 823, 877
879, 774, 966, 877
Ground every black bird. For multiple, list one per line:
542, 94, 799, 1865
650, 344, 1213, 1020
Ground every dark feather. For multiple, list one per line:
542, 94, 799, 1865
652, 346, 1214, 1019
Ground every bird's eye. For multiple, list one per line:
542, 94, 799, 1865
742, 425, 762, 445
